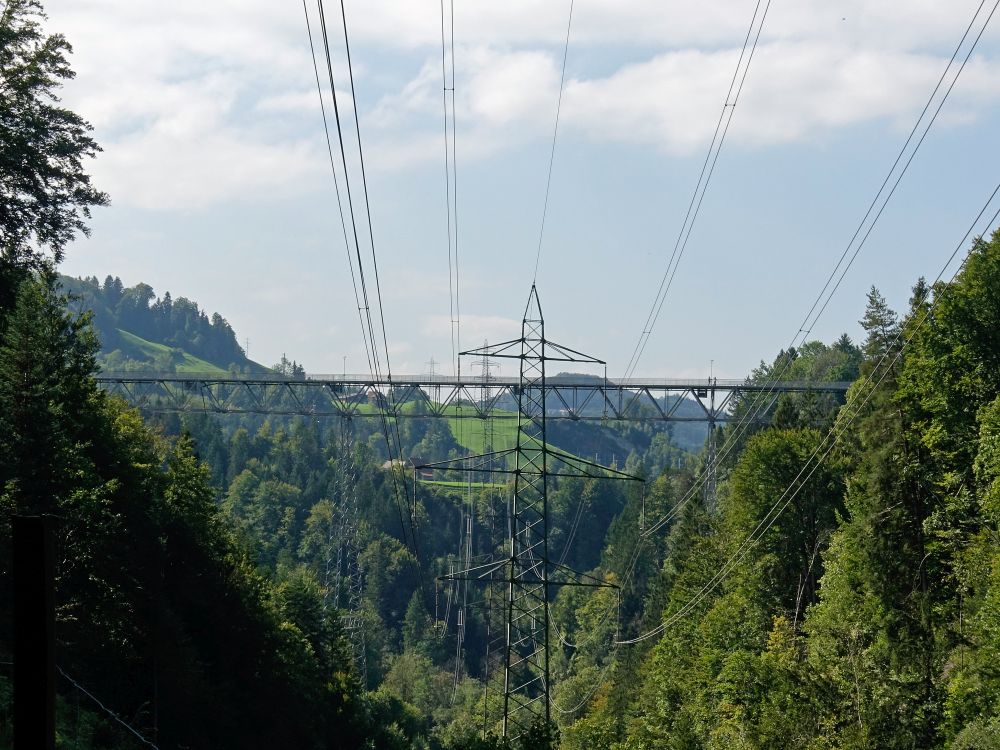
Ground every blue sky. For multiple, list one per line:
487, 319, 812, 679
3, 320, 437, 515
48, 0, 1000, 378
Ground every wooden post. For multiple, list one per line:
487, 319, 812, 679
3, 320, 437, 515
13, 515, 56, 750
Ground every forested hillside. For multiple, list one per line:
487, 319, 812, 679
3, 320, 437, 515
8, 235, 1000, 746
557, 233, 1000, 749
4, 0, 1000, 747
61, 274, 265, 374
68, 230, 1000, 749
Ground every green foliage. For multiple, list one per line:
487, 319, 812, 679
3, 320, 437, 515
725, 338, 861, 459
0, 0, 108, 313
565, 234, 1000, 749
515, 718, 559, 750
402, 591, 439, 657
363, 686, 431, 749
0, 272, 101, 511
599, 231, 1000, 750
15, 40, 998, 744
951, 717, 1000, 750
383, 651, 453, 718
61, 274, 255, 371
0, 275, 366, 749
0, 6, 376, 745
725, 428, 845, 620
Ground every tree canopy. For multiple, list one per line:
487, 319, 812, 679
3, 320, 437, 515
0, 0, 107, 313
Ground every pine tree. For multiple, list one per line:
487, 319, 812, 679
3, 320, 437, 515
859, 285, 901, 366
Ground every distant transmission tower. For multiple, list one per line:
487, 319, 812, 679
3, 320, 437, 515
699, 379, 718, 508
466, 341, 503, 714
421, 286, 641, 739
327, 418, 368, 683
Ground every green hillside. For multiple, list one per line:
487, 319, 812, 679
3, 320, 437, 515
114, 329, 228, 374
439, 404, 520, 452
62, 274, 271, 374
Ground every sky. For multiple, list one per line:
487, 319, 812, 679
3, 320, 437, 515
46, 0, 1000, 379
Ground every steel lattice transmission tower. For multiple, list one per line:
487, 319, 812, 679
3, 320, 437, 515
324, 418, 368, 683
422, 286, 641, 739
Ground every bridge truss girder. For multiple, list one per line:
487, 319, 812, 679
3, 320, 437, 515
94, 375, 848, 424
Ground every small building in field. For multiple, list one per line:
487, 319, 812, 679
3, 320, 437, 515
381, 456, 434, 480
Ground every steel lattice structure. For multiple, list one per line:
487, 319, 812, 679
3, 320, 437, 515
501, 288, 552, 735
424, 287, 641, 739
324, 419, 367, 683
94, 373, 851, 424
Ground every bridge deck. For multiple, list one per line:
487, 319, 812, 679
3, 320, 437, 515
95, 373, 853, 423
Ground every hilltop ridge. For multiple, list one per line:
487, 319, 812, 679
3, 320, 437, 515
62, 274, 270, 374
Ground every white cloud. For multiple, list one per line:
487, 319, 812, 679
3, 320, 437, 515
337, 0, 992, 51
95, 137, 319, 212
353, 0, 1000, 167
464, 48, 558, 127
364, 45, 560, 168
560, 43, 1000, 155
256, 91, 321, 114
46, 0, 329, 210
42, 0, 1000, 204
83, 67, 324, 211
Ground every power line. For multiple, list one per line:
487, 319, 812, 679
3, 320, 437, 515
533, 0, 575, 283
449, 0, 460, 374
335, 0, 423, 564
440, 0, 461, 377
303, 0, 434, 663
313, 0, 405, 541
505, 0, 996, 707
303, 0, 415, 608
624, 0, 993, 384
439, 3, 468, 677
337, 0, 397, 393
798, 0, 998, 335
310, 0, 422, 571
628, 0, 994, 394
314, 0, 375, 368
636, 0, 999, 543
552, 651, 618, 715
576, 0, 1000, 658
300, 0, 375, 393
333, 0, 432, 594
551, 488, 649, 656
440, 0, 456, 375
621, 0, 771, 380
58, 666, 160, 749
556, 483, 589, 567
540, 170, 1000, 692
616, 180, 1000, 646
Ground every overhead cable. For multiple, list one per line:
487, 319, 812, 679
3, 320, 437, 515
309, 0, 423, 570
532, 0, 576, 283
621, 0, 771, 381
440, 0, 461, 376
638, 0, 999, 542
58, 666, 160, 749
616, 181, 1000, 646
300, 0, 375, 385
599, 0, 1000, 655
335, 0, 426, 575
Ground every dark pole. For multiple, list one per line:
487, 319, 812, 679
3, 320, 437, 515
13, 515, 56, 750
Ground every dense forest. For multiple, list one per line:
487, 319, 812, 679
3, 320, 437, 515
60, 274, 260, 374
6, 235, 1000, 748
3, 0, 1000, 748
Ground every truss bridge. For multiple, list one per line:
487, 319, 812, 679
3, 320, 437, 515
94, 372, 853, 424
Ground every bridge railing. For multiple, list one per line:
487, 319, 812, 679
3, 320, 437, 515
96, 371, 851, 391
